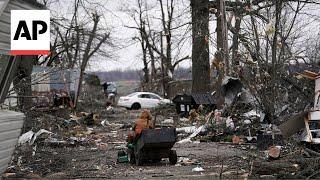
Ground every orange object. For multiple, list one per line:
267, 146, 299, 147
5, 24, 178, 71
134, 110, 154, 136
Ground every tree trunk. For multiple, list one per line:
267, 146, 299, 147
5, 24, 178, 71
13, 56, 36, 112
142, 41, 149, 83
191, 0, 210, 93
148, 45, 156, 81
268, 0, 282, 123
232, 13, 241, 67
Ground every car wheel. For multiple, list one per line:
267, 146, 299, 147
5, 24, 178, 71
131, 103, 141, 110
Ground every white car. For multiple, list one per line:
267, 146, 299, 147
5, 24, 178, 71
117, 92, 171, 110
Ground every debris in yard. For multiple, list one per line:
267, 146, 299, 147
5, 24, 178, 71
18, 129, 53, 145
44, 138, 68, 147
267, 146, 281, 159
2, 173, 16, 178
180, 117, 189, 122
178, 157, 197, 165
257, 132, 283, 150
278, 112, 307, 139
101, 119, 124, 128
192, 165, 204, 172
250, 161, 300, 175
79, 113, 95, 125
232, 135, 244, 144
18, 131, 35, 145
189, 109, 200, 123
225, 116, 234, 130
177, 125, 205, 144
221, 76, 243, 107
176, 126, 199, 134
304, 148, 320, 157
243, 110, 260, 120
162, 118, 174, 124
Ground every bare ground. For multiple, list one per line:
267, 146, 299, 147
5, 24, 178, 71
3, 107, 256, 179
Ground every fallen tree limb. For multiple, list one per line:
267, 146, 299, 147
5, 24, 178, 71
305, 148, 320, 157
250, 161, 300, 175
307, 170, 320, 180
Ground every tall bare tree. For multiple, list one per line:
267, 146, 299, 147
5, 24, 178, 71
48, 0, 112, 108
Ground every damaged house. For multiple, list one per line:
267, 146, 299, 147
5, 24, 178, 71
0, 0, 45, 174
31, 66, 80, 108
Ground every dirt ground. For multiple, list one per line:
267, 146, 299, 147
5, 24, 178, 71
3, 106, 258, 179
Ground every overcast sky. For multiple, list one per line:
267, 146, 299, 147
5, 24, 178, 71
49, 1, 320, 72
48, 0, 220, 72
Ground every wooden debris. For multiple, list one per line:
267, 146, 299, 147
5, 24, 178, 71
304, 148, 320, 157
278, 112, 307, 139
268, 146, 281, 159
257, 133, 283, 150
250, 161, 300, 175
232, 135, 244, 144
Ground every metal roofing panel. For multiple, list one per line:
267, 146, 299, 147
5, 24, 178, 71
191, 93, 215, 105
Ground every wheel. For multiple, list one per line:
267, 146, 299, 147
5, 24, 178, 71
127, 149, 135, 164
135, 152, 143, 166
131, 103, 141, 110
169, 150, 177, 165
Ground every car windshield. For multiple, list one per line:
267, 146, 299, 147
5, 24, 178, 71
127, 92, 139, 97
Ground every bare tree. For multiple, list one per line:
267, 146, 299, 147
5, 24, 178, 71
47, 0, 112, 108
125, 0, 191, 96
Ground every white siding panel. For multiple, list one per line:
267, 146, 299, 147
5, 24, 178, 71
0, 110, 24, 174
0, 21, 10, 37
0, 30, 10, 40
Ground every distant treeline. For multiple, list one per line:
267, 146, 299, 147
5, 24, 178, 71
89, 67, 192, 83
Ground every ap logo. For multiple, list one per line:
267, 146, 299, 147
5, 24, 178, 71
11, 10, 50, 55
